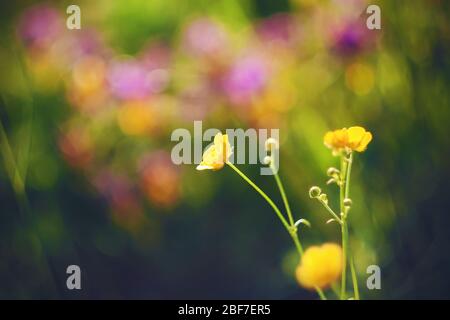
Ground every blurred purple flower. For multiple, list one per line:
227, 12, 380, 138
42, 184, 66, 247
18, 4, 63, 48
332, 20, 374, 57
108, 60, 151, 100
222, 55, 268, 106
184, 18, 228, 56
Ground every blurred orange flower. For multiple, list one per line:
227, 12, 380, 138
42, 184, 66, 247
117, 100, 155, 136
140, 151, 180, 208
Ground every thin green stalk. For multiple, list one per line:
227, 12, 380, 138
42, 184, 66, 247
344, 153, 359, 300
315, 287, 327, 300
227, 162, 290, 232
340, 156, 347, 213
350, 256, 360, 300
345, 153, 353, 198
271, 164, 295, 226
291, 231, 304, 256
340, 221, 348, 300
339, 155, 348, 300
268, 162, 302, 255
317, 199, 342, 224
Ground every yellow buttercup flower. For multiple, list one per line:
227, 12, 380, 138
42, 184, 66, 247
296, 243, 343, 290
324, 126, 372, 153
196, 133, 232, 171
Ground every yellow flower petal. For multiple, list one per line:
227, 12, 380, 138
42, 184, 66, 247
355, 131, 372, 152
323, 128, 348, 151
196, 133, 232, 171
347, 126, 372, 152
323, 131, 335, 148
347, 126, 365, 143
334, 128, 348, 148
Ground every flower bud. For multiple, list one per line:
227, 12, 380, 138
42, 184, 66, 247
309, 186, 322, 198
327, 167, 340, 177
343, 198, 352, 207
263, 156, 272, 165
265, 138, 279, 152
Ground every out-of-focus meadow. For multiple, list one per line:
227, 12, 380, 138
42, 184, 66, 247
0, 0, 449, 299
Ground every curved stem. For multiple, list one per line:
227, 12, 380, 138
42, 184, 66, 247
227, 162, 290, 232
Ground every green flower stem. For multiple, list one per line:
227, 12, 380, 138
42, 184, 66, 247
317, 199, 342, 225
290, 231, 304, 255
227, 162, 326, 300
340, 220, 349, 300
350, 256, 360, 300
339, 155, 348, 300
271, 163, 295, 227
316, 287, 327, 300
345, 153, 353, 198
343, 153, 360, 300
227, 162, 290, 231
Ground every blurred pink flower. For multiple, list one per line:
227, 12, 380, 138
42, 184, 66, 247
18, 4, 63, 49
184, 18, 228, 57
140, 43, 172, 93
108, 60, 151, 100
222, 54, 268, 107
